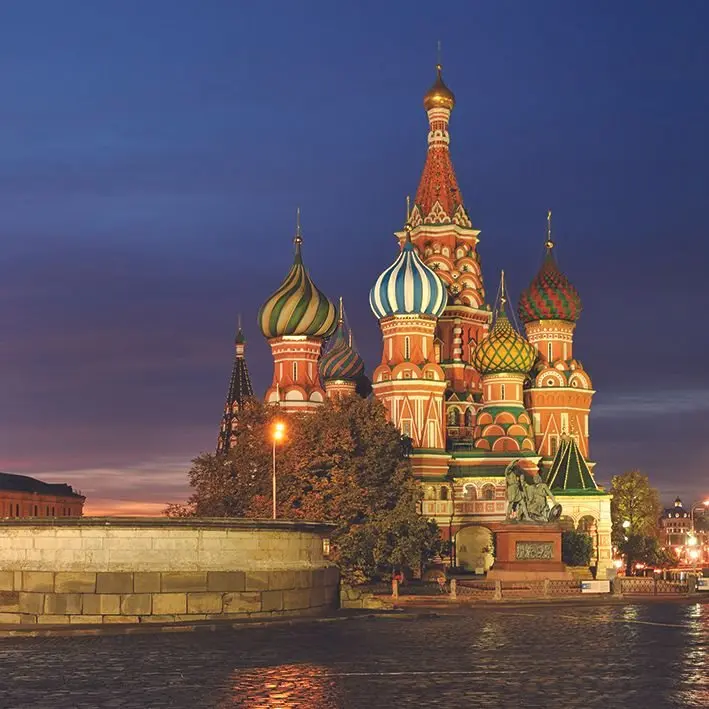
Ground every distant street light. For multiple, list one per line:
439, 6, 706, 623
272, 421, 286, 520
622, 520, 631, 529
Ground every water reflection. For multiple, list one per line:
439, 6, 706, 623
220, 663, 342, 708
677, 603, 709, 707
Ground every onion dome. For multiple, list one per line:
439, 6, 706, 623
518, 212, 582, 324
258, 220, 337, 339
319, 301, 365, 382
423, 64, 455, 111
369, 235, 447, 320
473, 275, 536, 375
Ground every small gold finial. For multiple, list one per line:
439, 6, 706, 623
545, 209, 554, 251
338, 296, 344, 325
294, 206, 303, 245
500, 270, 507, 308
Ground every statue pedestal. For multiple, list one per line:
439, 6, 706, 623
487, 523, 572, 581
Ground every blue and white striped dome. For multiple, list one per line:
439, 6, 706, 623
369, 240, 447, 320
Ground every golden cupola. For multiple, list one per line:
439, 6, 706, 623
423, 64, 455, 112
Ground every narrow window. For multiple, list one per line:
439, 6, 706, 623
500, 384, 506, 400
440, 486, 449, 501
292, 361, 298, 381
34, 505, 38, 516
404, 336, 411, 360
428, 421, 436, 447
547, 342, 553, 362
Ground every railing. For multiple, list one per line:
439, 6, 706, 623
619, 577, 690, 595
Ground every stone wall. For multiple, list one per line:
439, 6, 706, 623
0, 518, 338, 625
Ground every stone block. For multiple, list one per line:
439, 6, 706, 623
0, 612, 22, 624
207, 572, 245, 592
0, 591, 20, 612
22, 572, 54, 592
324, 565, 339, 587
244, 571, 270, 591
69, 615, 103, 624
270, 570, 297, 590
134, 573, 161, 593
310, 586, 326, 607
120, 594, 152, 615
311, 568, 326, 587
18, 592, 44, 615
37, 615, 70, 624
283, 589, 311, 611
103, 616, 139, 624
19, 615, 38, 625
187, 592, 223, 614
13, 572, 22, 590
295, 570, 312, 589
44, 593, 82, 615
140, 615, 176, 623
261, 590, 284, 612
0, 571, 15, 591
160, 573, 207, 592
223, 592, 261, 613
55, 573, 97, 593
175, 614, 207, 622
96, 572, 133, 594
152, 593, 187, 615
82, 594, 121, 616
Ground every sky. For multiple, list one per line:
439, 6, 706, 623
0, 0, 707, 514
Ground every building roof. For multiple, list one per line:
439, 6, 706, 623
545, 436, 599, 492
319, 300, 365, 382
0, 472, 84, 499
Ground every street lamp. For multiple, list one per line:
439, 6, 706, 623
272, 421, 286, 520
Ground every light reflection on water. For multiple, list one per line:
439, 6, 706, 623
220, 664, 342, 708
677, 603, 709, 707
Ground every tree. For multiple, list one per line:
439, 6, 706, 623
609, 470, 662, 545
619, 534, 676, 575
561, 530, 593, 567
166, 397, 441, 582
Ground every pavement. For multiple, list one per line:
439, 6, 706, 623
0, 601, 706, 708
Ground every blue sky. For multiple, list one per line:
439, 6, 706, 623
0, 0, 707, 512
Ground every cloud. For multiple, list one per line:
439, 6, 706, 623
593, 390, 709, 418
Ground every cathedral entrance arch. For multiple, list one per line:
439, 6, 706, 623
455, 525, 494, 573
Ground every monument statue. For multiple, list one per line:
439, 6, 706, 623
504, 460, 562, 523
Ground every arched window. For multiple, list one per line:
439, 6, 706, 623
404, 336, 411, 360
482, 486, 495, 501
440, 487, 449, 500
434, 341, 441, 363
464, 408, 473, 427
448, 408, 459, 426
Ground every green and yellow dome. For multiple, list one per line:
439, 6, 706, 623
258, 238, 337, 340
472, 310, 536, 375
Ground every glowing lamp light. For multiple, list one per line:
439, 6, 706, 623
613, 559, 623, 569
273, 421, 286, 443
688, 549, 700, 560
687, 535, 698, 547
622, 520, 631, 529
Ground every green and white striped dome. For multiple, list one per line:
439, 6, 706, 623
258, 239, 337, 339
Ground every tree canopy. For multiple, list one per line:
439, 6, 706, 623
609, 470, 662, 545
619, 534, 676, 575
561, 530, 593, 567
166, 397, 441, 582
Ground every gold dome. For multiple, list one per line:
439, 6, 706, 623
423, 64, 455, 111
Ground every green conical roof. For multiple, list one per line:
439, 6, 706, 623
546, 436, 598, 492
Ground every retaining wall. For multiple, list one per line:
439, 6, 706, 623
0, 518, 338, 625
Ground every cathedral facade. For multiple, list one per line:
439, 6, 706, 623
221, 65, 613, 577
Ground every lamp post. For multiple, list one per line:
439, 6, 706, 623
272, 421, 285, 520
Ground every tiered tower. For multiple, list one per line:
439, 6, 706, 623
258, 215, 337, 413
370, 225, 449, 480
319, 298, 365, 398
471, 274, 538, 460
397, 63, 491, 445
518, 212, 594, 471
216, 323, 254, 453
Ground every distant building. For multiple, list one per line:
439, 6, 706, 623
660, 497, 692, 547
0, 472, 85, 518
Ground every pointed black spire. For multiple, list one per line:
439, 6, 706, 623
216, 323, 255, 454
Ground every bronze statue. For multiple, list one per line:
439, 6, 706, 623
505, 460, 562, 523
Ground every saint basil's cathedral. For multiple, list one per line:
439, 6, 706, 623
217, 65, 613, 578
